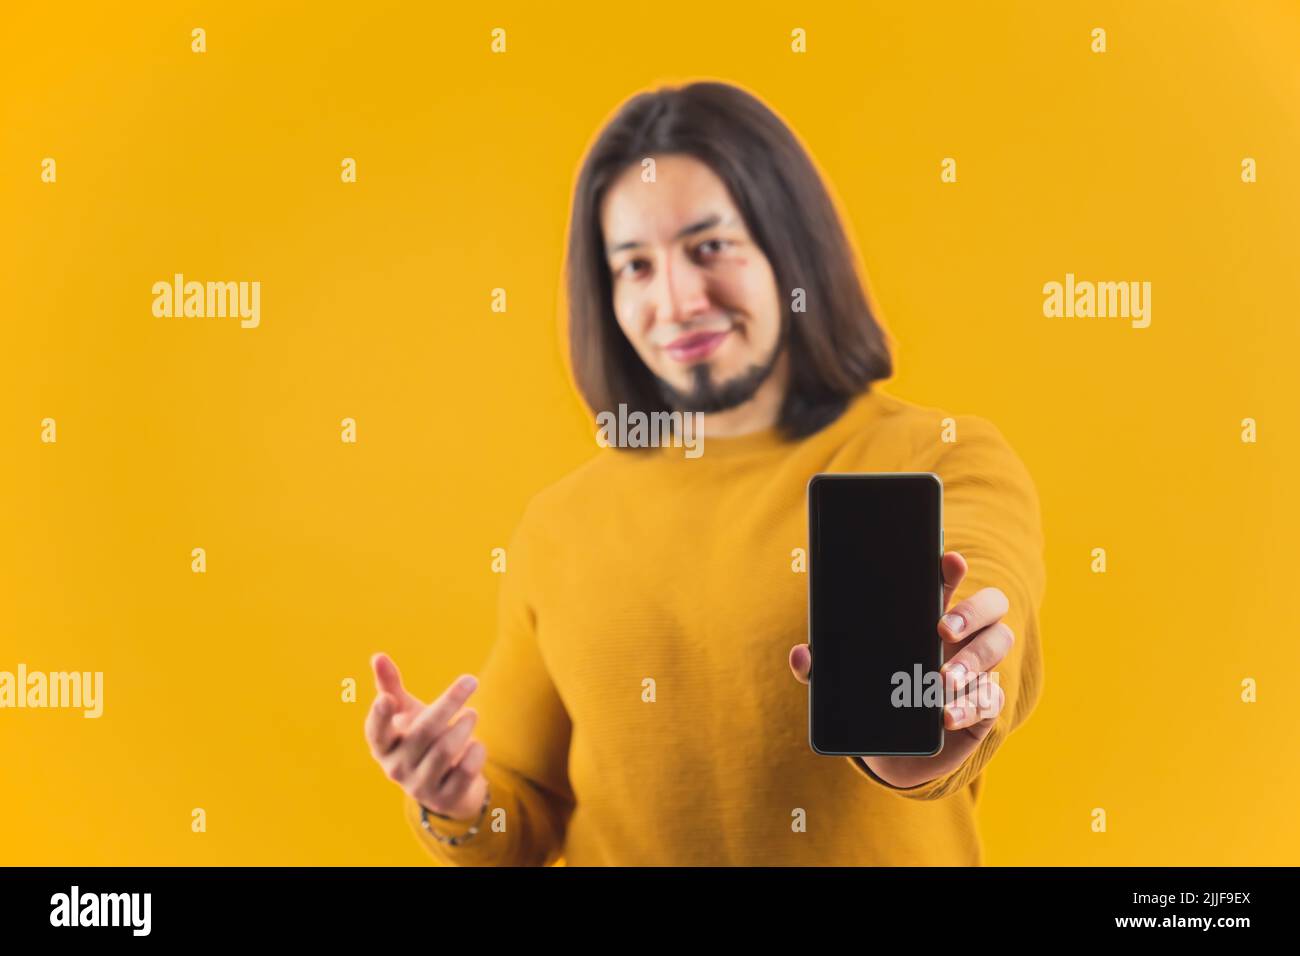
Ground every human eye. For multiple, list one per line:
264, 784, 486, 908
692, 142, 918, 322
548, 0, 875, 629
694, 237, 732, 258
615, 258, 649, 279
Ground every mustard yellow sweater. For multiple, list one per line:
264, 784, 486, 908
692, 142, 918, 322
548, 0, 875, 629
404, 385, 1046, 865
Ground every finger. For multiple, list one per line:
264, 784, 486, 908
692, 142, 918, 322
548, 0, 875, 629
789, 644, 811, 684
939, 620, 1015, 685
371, 653, 423, 712
944, 673, 1005, 732
941, 551, 967, 611
397, 677, 479, 768
365, 693, 401, 757
410, 708, 479, 789
382, 708, 476, 786
422, 740, 488, 812
939, 585, 1009, 643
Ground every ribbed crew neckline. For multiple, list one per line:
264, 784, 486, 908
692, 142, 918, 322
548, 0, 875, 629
654, 387, 888, 460
684, 419, 786, 458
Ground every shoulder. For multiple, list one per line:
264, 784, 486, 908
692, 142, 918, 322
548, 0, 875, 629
834, 386, 1023, 471
511, 447, 643, 540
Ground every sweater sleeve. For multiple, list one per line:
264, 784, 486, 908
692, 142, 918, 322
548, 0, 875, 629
845, 414, 1047, 800
405, 501, 576, 865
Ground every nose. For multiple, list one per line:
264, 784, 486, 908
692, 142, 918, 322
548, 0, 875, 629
647, 247, 710, 328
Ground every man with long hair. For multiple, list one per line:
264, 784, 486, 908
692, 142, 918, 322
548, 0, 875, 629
366, 81, 1046, 866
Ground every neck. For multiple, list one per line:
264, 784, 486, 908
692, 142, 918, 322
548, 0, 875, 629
700, 351, 790, 439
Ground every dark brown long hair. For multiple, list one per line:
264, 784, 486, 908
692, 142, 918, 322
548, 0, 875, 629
565, 80, 892, 445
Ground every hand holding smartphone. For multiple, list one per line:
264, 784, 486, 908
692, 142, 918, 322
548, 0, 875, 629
807, 473, 945, 757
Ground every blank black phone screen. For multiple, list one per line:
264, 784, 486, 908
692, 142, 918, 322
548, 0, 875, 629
808, 473, 944, 756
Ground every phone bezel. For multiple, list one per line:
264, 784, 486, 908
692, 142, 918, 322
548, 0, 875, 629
806, 472, 946, 758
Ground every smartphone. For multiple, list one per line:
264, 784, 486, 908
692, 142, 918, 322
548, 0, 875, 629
807, 472, 945, 757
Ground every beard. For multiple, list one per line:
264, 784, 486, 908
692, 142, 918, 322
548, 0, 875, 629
654, 321, 786, 414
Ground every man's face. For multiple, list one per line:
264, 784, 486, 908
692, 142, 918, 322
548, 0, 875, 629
599, 153, 785, 413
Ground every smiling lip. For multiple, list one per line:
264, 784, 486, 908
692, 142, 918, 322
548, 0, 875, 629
664, 329, 730, 363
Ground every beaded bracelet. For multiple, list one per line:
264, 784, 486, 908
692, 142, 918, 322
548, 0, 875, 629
419, 784, 491, 846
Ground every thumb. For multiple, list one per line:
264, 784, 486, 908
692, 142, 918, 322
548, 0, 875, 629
371, 652, 421, 711
788, 644, 811, 684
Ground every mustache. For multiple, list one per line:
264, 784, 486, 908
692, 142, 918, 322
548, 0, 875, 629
651, 315, 737, 347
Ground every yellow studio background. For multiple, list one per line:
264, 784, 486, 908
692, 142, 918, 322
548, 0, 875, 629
2, 1, 1298, 865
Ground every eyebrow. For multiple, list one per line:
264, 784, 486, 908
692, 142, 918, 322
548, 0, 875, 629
605, 212, 735, 256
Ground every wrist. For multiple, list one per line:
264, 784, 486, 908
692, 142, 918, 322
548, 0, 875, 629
418, 782, 491, 845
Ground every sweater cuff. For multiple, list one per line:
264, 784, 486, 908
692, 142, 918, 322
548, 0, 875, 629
407, 793, 480, 836
845, 755, 950, 799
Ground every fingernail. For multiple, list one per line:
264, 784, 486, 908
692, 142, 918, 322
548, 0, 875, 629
457, 676, 478, 693
942, 613, 965, 634
948, 706, 965, 722
944, 662, 968, 683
